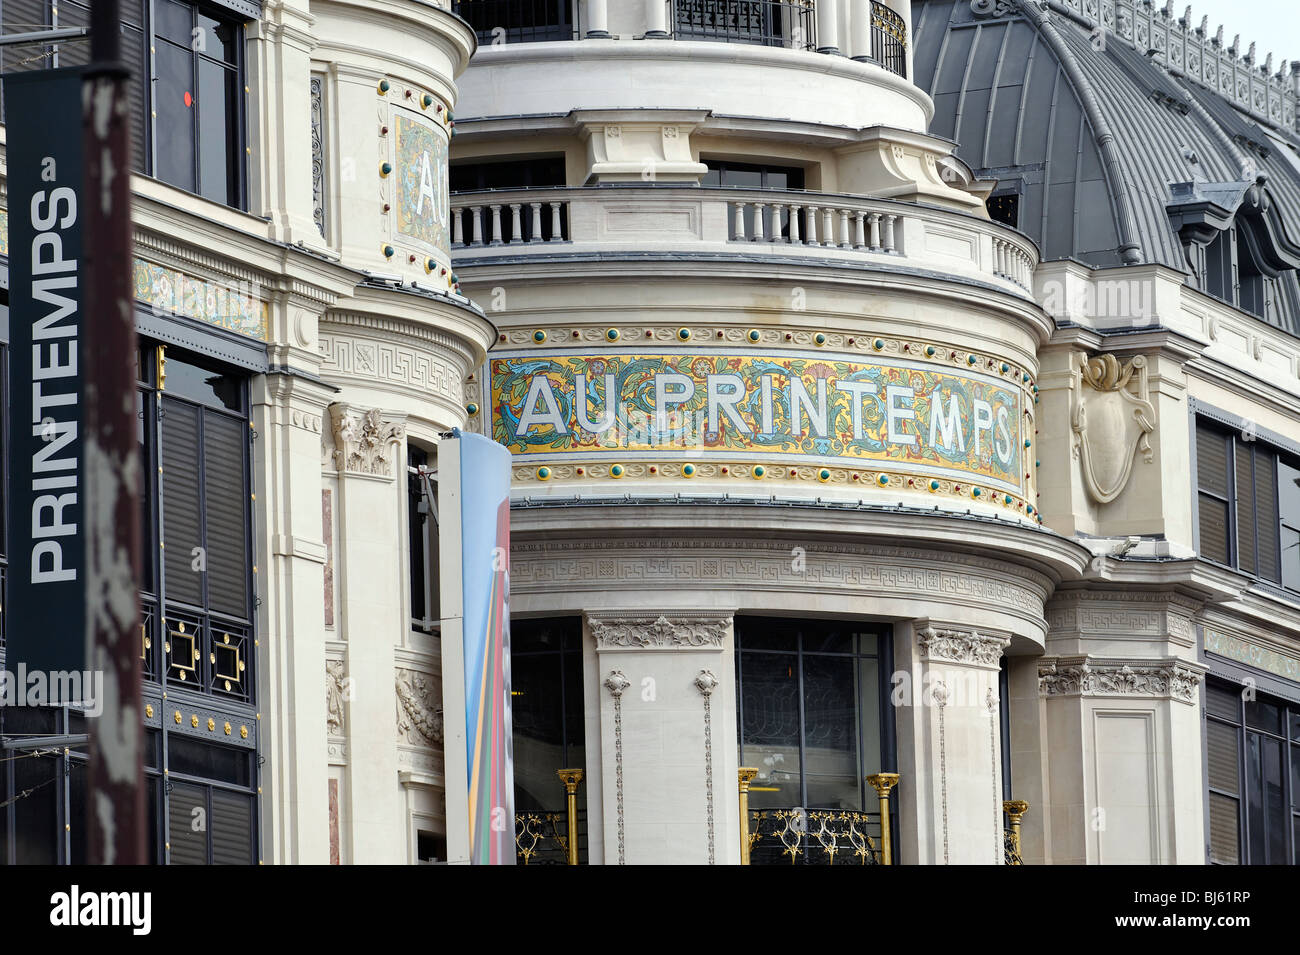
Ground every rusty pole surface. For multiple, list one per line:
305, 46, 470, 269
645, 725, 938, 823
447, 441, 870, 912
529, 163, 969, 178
84, 0, 145, 865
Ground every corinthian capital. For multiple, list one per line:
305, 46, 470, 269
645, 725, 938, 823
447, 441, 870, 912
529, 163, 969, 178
329, 403, 405, 477
914, 621, 1010, 668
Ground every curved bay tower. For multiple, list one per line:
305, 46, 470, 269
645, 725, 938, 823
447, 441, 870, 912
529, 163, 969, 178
450, 0, 1300, 865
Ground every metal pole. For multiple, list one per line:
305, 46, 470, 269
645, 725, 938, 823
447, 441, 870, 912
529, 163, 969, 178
737, 768, 757, 865
556, 769, 583, 866
84, 0, 145, 865
867, 772, 899, 865
1002, 800, 1029, 866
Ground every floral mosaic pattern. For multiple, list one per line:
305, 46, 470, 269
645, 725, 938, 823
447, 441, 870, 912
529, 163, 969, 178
133, 259, 269, 341
394, 110, 449, 253
491, 350, 1024, 488
1205, 630, 1300, 683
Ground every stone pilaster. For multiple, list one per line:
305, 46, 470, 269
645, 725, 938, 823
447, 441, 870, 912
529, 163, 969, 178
895, 619, 1010, 865
587, 610, 736, 864
328, 402, 409, 863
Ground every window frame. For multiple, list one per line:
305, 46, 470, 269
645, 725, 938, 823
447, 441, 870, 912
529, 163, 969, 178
1194, 414, 1296, 593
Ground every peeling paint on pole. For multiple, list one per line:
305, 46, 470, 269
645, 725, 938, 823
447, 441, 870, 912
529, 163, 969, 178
83, 0, 146, 866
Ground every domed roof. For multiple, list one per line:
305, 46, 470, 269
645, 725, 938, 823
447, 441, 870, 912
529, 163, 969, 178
913, 0, 1300, 334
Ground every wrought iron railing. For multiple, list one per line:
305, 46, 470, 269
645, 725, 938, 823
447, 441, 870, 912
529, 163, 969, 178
869, 0, 906, 77
451, 0, 579, 44
672, 0, 816, 50
748, 809, 883, 864
515, 768, 586, 864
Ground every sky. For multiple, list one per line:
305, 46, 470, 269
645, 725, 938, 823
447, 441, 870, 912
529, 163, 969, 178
1184, 0, 1300, 71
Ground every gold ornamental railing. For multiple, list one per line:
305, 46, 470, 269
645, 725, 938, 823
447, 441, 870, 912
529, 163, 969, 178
515, 768, 585, 865
738, 769, 899, 865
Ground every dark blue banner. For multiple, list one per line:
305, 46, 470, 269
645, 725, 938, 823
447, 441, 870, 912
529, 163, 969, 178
5, 68, 88, 674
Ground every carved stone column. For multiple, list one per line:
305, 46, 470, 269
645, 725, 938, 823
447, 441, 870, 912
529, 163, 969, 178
587, 610, 736, 864
327, 402, 409, 862
894, 619, 1010, 865
1037, 588, 1208, 864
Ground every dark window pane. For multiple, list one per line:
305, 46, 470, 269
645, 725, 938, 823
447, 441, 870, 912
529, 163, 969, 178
155, 41, 197, 193
168, 781, 207, 864
512, 649, 567, 811
1291, 709, 1300, 742
68, 758, 87, 864
1246, 733, 1287, 864
161, 398, 203, 607
562, 645, 585, 765
1246, 699, 1283, 736
156, 0, 195, 44
167, 736, 251, 787
738, 650, 803, 808
1207, 792, 1240, 864
197, 59, 238, 205
1207, 720, 1240, 794
197, 12, 238, 64
210, 789, 254, 864
165, 354, 244, 412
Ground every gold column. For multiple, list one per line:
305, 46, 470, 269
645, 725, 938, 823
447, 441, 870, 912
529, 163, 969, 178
1002, 799, 1029, 865
738, 768, 758, 865
557, 769, 584, 866
867, 773, 900, 865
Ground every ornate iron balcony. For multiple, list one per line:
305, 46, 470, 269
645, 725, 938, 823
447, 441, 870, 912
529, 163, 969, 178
672, 0, 817, 51
748, 808, 884, 865
452, 0, 579, 44
869, 1, 907, 78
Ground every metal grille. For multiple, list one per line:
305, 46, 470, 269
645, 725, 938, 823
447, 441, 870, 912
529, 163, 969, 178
749, 809, 882, 864
673, 0, 816, 50
452, 0, 578, 44
870, 0, 906, 77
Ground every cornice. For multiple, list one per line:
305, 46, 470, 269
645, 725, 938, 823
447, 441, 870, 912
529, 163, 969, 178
586, 610, 734, 651
1038, 654, 1208, 705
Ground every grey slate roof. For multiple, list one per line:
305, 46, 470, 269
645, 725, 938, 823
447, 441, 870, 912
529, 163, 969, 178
912, 0, 1300, 335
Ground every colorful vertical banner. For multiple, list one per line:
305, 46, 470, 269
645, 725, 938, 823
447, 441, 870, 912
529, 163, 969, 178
454, 431, 515, 864
5, 68, 88, 673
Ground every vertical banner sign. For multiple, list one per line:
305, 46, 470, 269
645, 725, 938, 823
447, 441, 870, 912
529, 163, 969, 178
456, 431, 515, 864
6, 68, 88, 674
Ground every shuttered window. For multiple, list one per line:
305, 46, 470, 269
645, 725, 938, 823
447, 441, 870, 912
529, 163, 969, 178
167, 782, 208, 865
1197, 425, 1231, 566
1196, 420, 1291, 588
1204, 678, 1300, 864
210, 789, 254, 865
160, 389, 250, 620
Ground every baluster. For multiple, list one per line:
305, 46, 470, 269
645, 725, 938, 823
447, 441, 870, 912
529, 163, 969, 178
550, 202, 564, 241
869, 213, 881, 250
753, 202, 766, 242
471, 205, 484, 246
821, 208, 835, 247
853, 211, 866, 249
788, 204, 801, 244
490, 204, 503, 245
805, 205, 818, 245
733, 202, 746, 241
883, 214, 897, 252
529, 202, 543, 243
453, 207, 464, 246
509, 203, 523, 245
994, 239, 1004, 276
838, 209, 851, 248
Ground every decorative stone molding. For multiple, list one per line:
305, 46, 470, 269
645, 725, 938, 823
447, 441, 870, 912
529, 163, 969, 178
604, 669, 630, 865
1038, 656, 1206, 705
329, 404, 405, 477
589, 611, 731, 650
694, 669, 719, 696
310, 74, 327, 239
1071, 353, 1156, 504
291, 408, 323, 434
574, 110, 709, 184
515, 537, 1054, 637
915, 623, 1010, 668
395, 669, 444, 746
318, 334, 461, 404
1046, 590, 1200, 649
326, 659, 346, 736
696, 668, 719, 865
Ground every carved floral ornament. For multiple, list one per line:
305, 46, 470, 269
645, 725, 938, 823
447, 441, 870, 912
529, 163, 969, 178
1038, 656, 1204, 705
329, 404, 405, 477
1071, 353, 1155, 504
326, 660, 346, 736
915, 626, 1009, 667
588, 613, 730, 650
395, 669, 444, 746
